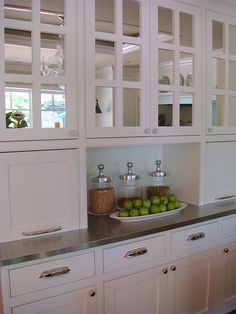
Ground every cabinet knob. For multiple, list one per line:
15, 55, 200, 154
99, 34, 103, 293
152, 128, 158, 134
144, 128, 151, 134
170, 265, 176, 271
162, 267, 168, 274
89, 290, 96, 297
223, 248, 229, 253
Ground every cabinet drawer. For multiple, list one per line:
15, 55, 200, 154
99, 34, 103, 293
103, 236, 165, 273
170, 221, 219, 255
9, 252, 95, 297
222, 215, 236, 238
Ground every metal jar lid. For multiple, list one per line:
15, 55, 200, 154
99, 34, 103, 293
119, 162, 140, 181
92, 164, 112, 183
149, 160, 167, 177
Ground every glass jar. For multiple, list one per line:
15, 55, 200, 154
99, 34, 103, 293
117, 162, 142, 208
146, 160, 169, 198
88, 164, 115, 215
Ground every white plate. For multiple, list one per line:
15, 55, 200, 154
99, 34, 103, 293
110, 203, 187, 222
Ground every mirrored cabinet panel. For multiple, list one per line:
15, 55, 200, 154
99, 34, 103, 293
207, 11, 236, 134
1, 0, 76, 140
123, 0, 140, 37
158, 7, 173, 44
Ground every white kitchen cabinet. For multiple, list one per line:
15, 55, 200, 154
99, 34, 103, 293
104, 266, 167, 314
11, 286, 97, 314
0, 0, 77, 141
206, 10, 236, 136
85, 0, 201, 138
0, 149, 79, 242
204, 142, 236, 203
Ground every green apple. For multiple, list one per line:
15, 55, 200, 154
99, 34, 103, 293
142, 199, 151, 208
167, 202, 175, 211
150, 204, 160, 214
159, 204, 167, 212
150, 196, 161, 206
139, 206, 149, 216
123, 199, 133, 210
118, 209, 130, 217
133, 199, 142, 209
168, 194, 177, 203
174, 201, 181, 209
160, 196, 168, 205
129, 208, 140, 217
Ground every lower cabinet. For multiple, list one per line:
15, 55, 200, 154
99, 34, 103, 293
104, 249, 216, 314
216, 241, 236, 314
11, 286, 97, 314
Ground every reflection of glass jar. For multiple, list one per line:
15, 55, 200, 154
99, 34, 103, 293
117, 162, 142, 208
88, 164, 115, 215
146, 160, 169, 198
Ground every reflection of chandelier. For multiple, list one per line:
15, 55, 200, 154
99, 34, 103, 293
41, 35, 64, 77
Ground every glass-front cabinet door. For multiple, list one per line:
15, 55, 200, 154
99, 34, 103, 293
151, 0, 201, 136
85, 0, 150, 138
207, 11, 236, 135
0, 0, 77, 141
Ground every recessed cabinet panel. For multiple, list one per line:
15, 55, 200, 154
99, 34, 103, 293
0, 149, 79, 242
205, 142, 236, 203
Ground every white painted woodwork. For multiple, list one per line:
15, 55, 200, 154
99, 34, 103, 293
103, 235, 165, 273
9, 252, 94, 297
166, 250, 217, 314
0, 149, 80, 242
204, 142, 236, 203
11, 286, 97, 314
104, 266, 167, 314
221, 215, 236, 238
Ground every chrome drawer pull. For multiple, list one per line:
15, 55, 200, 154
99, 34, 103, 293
187, 232, 205, 241
39, 266, 70, 278
22, 226, 62, 236
215, 194, 235, 200
124, 247, 148, 258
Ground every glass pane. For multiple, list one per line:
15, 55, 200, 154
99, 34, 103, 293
96, 40, 115, 80
229, 61, 236, 90
180, 92, 193, 126
5, 28, 32, 74
123, 0, 140, 37
41, 33, 64, 77
41, 0, 64, 25
41, 84, 66, 128
212, 58, 225, 89
229, 25, 236, 55
123, 88, 140, 126
123, 44, 141, 81
212, 20, 224, 52
229, 96, 236, 126
96, 87, 114, 127
159, 49, 174, 85
4, 0, 31, 21
96, 0, 114, 34
158, 91, 173, 126
158, 7, 173, 44
5, 82, 32, 128
180, 12, 193, 47
180, 52, 194, 87
212, 95, 224, 126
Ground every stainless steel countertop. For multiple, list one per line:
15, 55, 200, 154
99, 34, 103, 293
1, 200, 236, 266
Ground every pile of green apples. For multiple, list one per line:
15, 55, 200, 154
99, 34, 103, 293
118, 194, 181, 217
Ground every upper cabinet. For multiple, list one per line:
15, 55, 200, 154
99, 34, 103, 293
85, 0, 201, 138
206, 11, 236, 135
0, 0, 77, 141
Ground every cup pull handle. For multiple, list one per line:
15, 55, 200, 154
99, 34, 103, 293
187, 232, 205, 241
39, 266, 70, 279
124, 247, 148, 258
22, 226, 62, 236
215, 194, 235, 200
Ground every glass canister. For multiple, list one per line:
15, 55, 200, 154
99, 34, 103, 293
117, 162, 142, 208
146, 160, 170, 198
88, 164, 115, 215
